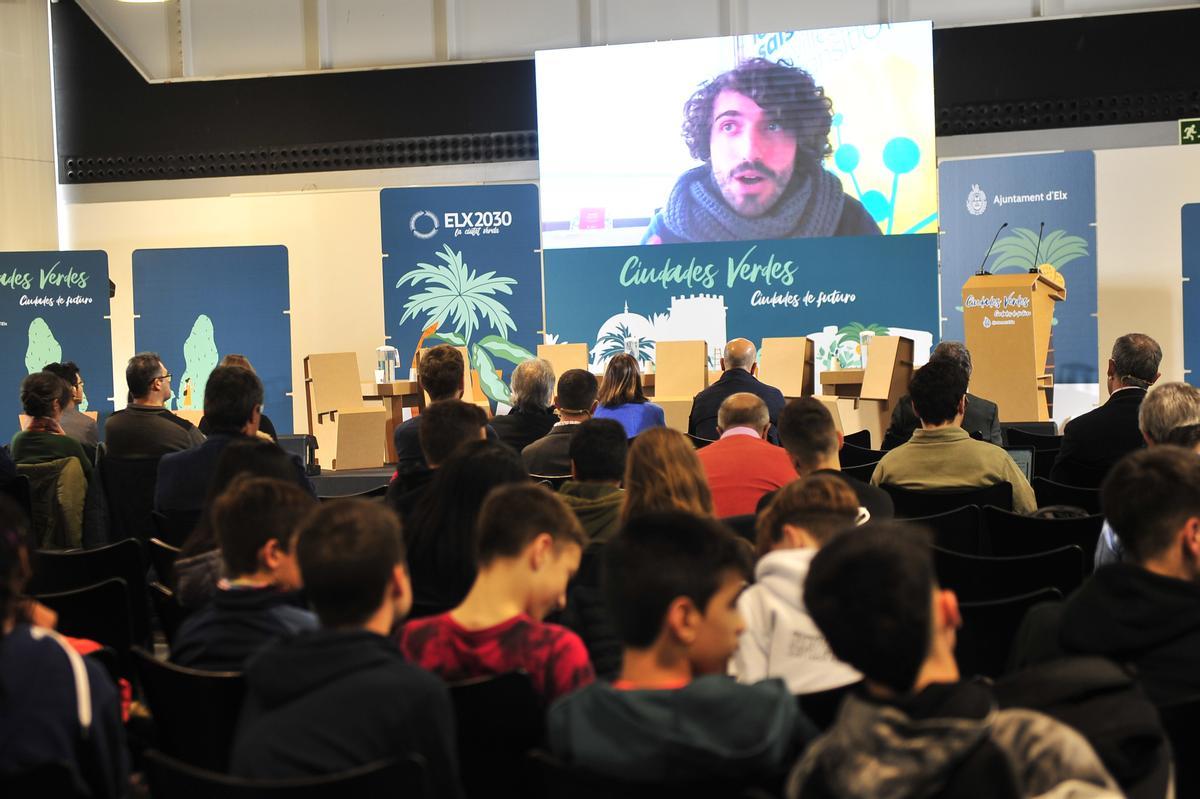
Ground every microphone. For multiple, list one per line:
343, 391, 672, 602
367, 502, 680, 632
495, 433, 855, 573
977, 222, 1008, 275
1030, 221, 1045, 272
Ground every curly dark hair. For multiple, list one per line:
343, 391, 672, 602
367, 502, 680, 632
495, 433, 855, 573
682, 57, 833, 173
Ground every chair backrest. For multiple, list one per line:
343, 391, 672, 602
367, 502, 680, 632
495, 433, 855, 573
1003, 428, 1063, 450
148, 537, 182, 585
152, 508, 202, 548
0, 760, 91, 799
98, 455, 162, 542
143, 749, 429, 799
1033, 448, 1059, 481
842, 429, 871, 449
838, 443, 887, 469
148, 582, 192, 648
133, 647, 246, 772
840, 460, 879, 484
33, 578, 133, 674
305, 352, 368, 413
528, 474, 571, 491
1032, 477, 1102, 515
685, 433, 715, 449
956, 588, 1064, 679
0, 474, 34, 542
908, 505, 984, 555
720, 514, 756, 545
883, 482, 1013, 518
1002, 421, 1058, 439
933, 545, 1085, 603
450, 672, 545, 798
317, 484, 389, 502
1157, 694, 1200, 799
982, 506, 1104, 566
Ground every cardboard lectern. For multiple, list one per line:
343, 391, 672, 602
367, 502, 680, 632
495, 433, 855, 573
818, 336, 914, 449
758, 337, 815, 399
304, 352, 386, 471
961, 268, 1065, 422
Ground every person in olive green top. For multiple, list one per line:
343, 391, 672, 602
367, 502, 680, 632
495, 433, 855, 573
559, 418, 627, 544
871, 359, 1036, 514
11, 372, 93, 481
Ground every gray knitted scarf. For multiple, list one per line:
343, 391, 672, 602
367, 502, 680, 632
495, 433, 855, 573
661, 165, 846, 242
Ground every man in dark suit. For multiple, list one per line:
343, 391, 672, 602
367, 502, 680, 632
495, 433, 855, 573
884, 341, 1001, 448
490, 358, 558, 453
688, 338, 785, 443
1051, 333, 1161, 488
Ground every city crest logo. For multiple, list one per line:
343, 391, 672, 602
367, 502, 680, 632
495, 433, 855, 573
966, 184, 987, 216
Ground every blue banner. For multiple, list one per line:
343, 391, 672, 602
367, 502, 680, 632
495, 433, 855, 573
1183, 203, 1200, 386
939, 152, 1098, 385
380, 185, 543, 405
543, 234, 939, 379
0, 250, 114, 439
132, 246, 294, 434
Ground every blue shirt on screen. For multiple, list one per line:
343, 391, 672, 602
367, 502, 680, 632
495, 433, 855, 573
594, 402, 666, 439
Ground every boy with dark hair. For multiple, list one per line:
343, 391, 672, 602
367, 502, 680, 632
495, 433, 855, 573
387, 399, 489, 522
558, 417, 627, 543
171, 476, 318, 671
549, 511, 812, 785
42, 361, 99, 446
788, 521, 1116, 798
523, 369, 599, 476
232, 500, 462, 797
399, 483, 594, 703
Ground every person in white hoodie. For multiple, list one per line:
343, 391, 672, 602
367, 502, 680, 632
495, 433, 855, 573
732, 473, 863, 694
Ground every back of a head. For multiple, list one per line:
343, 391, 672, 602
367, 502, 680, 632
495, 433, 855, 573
126, 352, 163, 399
722, 338, 757, 371
510, 358, 556, 412
219, 353, 254, 372
556, 368, 599, 414
717, 392, 769, 432
20, 372, 71, 418
569, 418, 628, 482
930, 341, 972, 381
419, 345, 465, 402
1102, 446, 1200, 565
296, 499, 405, 628
213, 476, 317, 578
778, 397, 838, 470
604, 511, 750, 648
203, 365, 264, 433
622, 427, 714, 523
908, 359, 968, 425
1164, 423, 1200, 451
475, 483, 585, 566
42, 362, 80, 389
418, 399, 487, 467
1138, 382, 1200, 445
756, 473, 860, 557
597, 354, 644, 408
1112, 333, 1162, 389
805, 521, 935, 694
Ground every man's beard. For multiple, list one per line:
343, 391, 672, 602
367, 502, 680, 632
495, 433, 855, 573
712, 159, 794, 217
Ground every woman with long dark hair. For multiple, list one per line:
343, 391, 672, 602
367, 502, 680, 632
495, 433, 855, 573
593, 354, 665, 438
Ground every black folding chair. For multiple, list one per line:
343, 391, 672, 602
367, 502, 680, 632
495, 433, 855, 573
133, 647, 246, 772
842, 429, 871, 449
33, 578, 134, 676
0, 760, 90, 799
840, 461, 879, 484
0, 474, 34, 542
1002, 422, 1058, 439
933, 545, 1085, 603
1033, 448, 1060, 481
1032, 477, 1102, 514
957, 588, 1064, 679
450, 672, 545, 798
148, 537, 181, 585
529, 474, 572, 491
148, 582, 192, 648
908, 506, 984, 555
882, 482, 1013, 518
1003, 428, 1062, 451
97, 454, 162, 542
152, 509, 203, 548
838, 443, 886, 469
143, 749, 429, 799
686, 434, 716, 450
982, 506, 1104, 567
316, 484, 389, 502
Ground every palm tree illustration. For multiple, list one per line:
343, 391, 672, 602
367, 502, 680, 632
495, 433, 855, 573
595, 323, 655, 368
985, 227, 1089, 328
395, 244, 535, 403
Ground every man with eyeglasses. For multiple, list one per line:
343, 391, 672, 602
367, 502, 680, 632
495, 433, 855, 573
105, 352, 205, 458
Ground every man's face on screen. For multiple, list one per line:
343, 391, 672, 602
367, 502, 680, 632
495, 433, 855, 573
709, 89, 797, 218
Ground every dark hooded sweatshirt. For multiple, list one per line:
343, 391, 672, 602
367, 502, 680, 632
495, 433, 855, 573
231, 628, 463, 798
1059, 563, 1200, 705
170, 587, 318, 672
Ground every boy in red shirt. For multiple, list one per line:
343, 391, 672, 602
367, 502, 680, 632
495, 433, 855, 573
399, 483, 594, 703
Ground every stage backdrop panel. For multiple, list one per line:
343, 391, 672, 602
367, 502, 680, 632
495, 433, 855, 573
132, 246, 293, 434
939, 152, 1098, 397
1184, 203, 1200, 386
380, 185, 542, 405
0, 250, 114, 439
543, 234, 939, 384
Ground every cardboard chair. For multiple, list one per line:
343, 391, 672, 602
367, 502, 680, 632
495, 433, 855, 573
536, 343, 589, 381
758, 337, 815, 399
819, 336, 914, 450
304, 352, 387, 471
650, 340, 709, 433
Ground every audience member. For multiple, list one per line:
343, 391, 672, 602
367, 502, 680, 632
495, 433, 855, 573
688, 338, 785, 443
621, 427, 714, 524
788, 521, 1118, 798
1165, 421, 1200, 450
549, 511, 812, 785
1095, 381, 1200, 567
41, 362, 98, 447
386, 399, 487, 524
697, 393, 796, 517
761, 397, 892, 520
10, 372, 93, 481
593, 354, 665, 438
104, 352, 205, 458
732, 475, 862, 693
559, 418, 627, 543
1052, 332, 1162, 487
171, 477, 318, 671
884, 341, 1002, 447
405, 440, 528, 616
491, 358, 558, 452
523, 368, 598, 476
394, 345, 496, 473
0, 496, 128, 798
199, 355, 278, 441
400, 484, 594, 704
174, 438, 312, 608
232, 500, 462, 797
871, 359, 1036, 513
